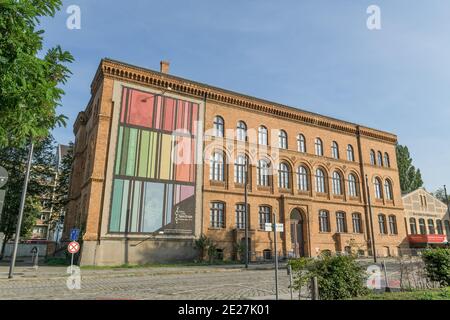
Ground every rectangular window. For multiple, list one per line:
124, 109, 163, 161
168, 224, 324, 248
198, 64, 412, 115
336, 212, 347, 233
235, 204, 246, 229
352, 214, 362, 233
319, 211, 330, 232
210, 202, 225, 228
259, 206, 271, 230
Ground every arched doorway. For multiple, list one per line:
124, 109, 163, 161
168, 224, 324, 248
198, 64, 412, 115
290, 209, 307, 257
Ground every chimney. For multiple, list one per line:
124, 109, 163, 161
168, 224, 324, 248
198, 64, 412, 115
160, 60, 170, 74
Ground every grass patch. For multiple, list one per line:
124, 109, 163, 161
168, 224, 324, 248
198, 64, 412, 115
80, 260, 242, 270
45, 257, 70, 266
355, 287, 450, 300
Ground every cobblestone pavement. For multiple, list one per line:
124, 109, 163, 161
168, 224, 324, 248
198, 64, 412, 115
0, 267, 292, 300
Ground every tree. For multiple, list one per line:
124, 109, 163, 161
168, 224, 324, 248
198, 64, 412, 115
0, 135, 57, 259
396, 144, 424, 193
0, 0, 73, 147
433, 187, 450, 205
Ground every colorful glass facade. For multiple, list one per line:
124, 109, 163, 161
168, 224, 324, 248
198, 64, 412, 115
109, 87, 199, 235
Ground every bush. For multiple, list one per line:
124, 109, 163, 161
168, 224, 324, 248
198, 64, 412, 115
290, 255, 369, 300
422, 248, 450, 286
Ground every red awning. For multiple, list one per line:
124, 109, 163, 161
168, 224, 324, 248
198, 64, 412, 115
408, 234, 448, 244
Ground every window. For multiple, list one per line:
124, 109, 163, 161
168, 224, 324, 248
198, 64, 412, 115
210, 202, 225, 228
336, 212, 347, 233
370, 150, 376, 165
378, 214, 387, 234
377, 151, 383, 167
352, 213, 362, 233
236, 121, 247, 141
315, 138, 323, 156
315, 169, 326, 193
319, 210, 330, 232
297, 134, 306, 153
436, 220, 444, 235
384, 180, 393, 200
257, 159, 270, 186
279, 130, 288, 149
332, 171, 343, 195
210, 152, 224, 181
258, 126, 268, 145
384, 153, 390, 168
388, 215, 398, 235
347, 145, 355, 162
445, 221, 450, 236
331, 141, 339, 159
263, 249, 272, 260
419, 218, 426, 234
409, 218, 417, 235
420, 195, 428, 208
278, 162, 290, 189
213, 116, 224, 137
234, 155, 247, 184
348, 174, 358, 197
428, 219, 435, 235
374, 178, 383, 199
297, 166, 309, 191
259, 206, 271, 230
235, 204, 246, 229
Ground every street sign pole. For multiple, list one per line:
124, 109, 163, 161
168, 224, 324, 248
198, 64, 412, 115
273, 212, 279, 301
244, 159, 249, 269
8, 141, 34, 279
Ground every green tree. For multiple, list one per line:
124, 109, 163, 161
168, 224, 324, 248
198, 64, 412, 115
0, 135, 57, 259
433, 187, 450, 205
396, 144, 424, 193
0, 0, 73, 147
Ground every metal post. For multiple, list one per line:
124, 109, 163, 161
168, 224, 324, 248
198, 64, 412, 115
311, 277, 319, 300
365, 175, 377, 263
288, 265, 293, 300
382, 260, 390, 292
273, 212, 279, 300
444, 185, 449, 212
244, 158, 249, 268
8, 141, 34, 279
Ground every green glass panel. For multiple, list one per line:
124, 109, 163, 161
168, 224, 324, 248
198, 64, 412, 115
109, 179, 124, 232
115, 126, 124, 175
126, 128, 138, 176
138, 131, 149, 178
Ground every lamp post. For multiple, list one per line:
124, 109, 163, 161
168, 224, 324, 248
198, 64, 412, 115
365, 175, 377, 263
9, 141, 34, 279
244, 157, 249, 268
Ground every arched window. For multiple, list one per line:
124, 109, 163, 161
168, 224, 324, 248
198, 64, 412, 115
234, 154, 247, 184
315, 138, 323, 156
213, 116, 224, 137
384, 153, 390, 168
384, 180, 393, 200
297, 134, 306, 153
419, 218, 426, 234
278, 162, 290, 189
315, 169, 326, 193
236, 121, 247, 142
347, 145, 355, 162
370, 150, 376, 165
445, 220, 450, 236
428, 219, 435, 235
297, 166, 309, 191
378, 214, 387, 234
278, 130, 288, 149
258, 126, 268, 145
352, 213, 362, 233
332, 171, 343, 195
336, 212, 347, 233
331, 141, 339, 159
258, 206, 271, 230
257, 159, 270, 186
235, 203, 246, 229
348, 174, 358, 197
377, 151, 383, 167
319, 210, 330, 232
374, 178, 383, 199
210, 202, 225, 228
409, 218, 417, 235
436, 220, 444, 235
210, 152, 224, 181
388, 215, 398, 235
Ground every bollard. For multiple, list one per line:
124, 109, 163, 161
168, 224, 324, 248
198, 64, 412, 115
30, 246, 39, 270
311, 277, 319, 300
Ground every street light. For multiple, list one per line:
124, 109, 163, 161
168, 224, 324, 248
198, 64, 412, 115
365, 174, 377, 263
244, 157, 249, 268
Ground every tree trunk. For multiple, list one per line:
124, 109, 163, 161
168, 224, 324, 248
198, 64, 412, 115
0, 235, 10, 261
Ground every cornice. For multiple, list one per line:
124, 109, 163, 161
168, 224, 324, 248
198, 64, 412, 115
94, 58, 398, 144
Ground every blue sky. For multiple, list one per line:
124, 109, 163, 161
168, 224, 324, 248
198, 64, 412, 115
40, 0, 450, 192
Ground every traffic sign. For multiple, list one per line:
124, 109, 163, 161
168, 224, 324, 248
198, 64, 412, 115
70, 228, 80, 241
68, 241, 80, 254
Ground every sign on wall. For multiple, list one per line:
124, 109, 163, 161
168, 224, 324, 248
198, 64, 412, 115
109, 87, 199, 236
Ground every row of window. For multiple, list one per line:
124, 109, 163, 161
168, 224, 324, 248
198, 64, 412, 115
209, 153, 394, 200
409, 218, 450, 235
213, 116, 390, 167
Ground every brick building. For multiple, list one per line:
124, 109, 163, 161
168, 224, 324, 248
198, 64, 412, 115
64, 59, 408, 265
